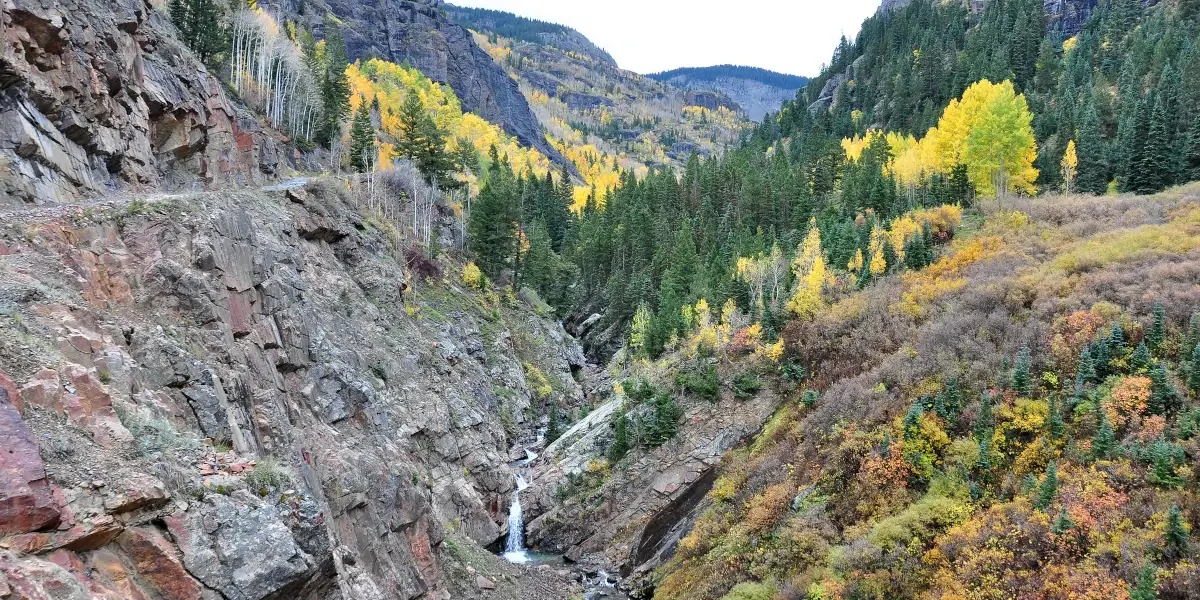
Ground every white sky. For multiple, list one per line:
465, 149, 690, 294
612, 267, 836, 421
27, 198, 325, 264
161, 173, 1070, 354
449, 0, 882, 77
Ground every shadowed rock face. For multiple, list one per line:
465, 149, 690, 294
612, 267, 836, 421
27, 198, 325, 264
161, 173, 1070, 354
0, 182, 586, 599
294, 0, 568, 168
0, 0, 289, 206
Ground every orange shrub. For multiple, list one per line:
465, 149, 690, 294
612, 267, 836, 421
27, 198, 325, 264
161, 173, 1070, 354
1104, 376, 1150, 428
744, 481, 795, 533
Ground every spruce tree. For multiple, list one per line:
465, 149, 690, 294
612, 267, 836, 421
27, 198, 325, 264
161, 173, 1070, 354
348, 101, 375, 173
1164, 505, 1191, 562
1093, 411, 1115, 459
1075, 90, 1110, 195
1190, 343, 1200, 394
1186, 311, 1200, 352
1048, 394, 1065, 440
1077, 347, 1097, 384
1132, 342, 1152, 373
1051, 506, 1075, 535
607, 413, 630, 463
468, 147, 519, 279
318, 18, 351, 149
1013, 346, 1033, 397
545, 402, 562, 443
1148, 365, 1179, 417
1149, 302, 1167, 351
1129, 565, 1158, 600
1139, 95, 1174, 194
1034, 461, 1058, 511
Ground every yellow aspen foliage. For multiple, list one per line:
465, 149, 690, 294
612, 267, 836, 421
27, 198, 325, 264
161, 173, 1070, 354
848, 248, 865, 273
1063, 35, 1079, 54
462, 262, 485, 290
787, 219, 832, 318
868, 227, 888, 276
1061, 139, 1078, 193
718, 298, 739, 346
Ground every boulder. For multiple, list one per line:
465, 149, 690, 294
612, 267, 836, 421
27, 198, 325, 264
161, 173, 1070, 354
0, 387, 61, 535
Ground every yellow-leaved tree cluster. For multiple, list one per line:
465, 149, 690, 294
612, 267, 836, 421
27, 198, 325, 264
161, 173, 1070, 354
844, 79, 1039, 197
345, 58, 551, 189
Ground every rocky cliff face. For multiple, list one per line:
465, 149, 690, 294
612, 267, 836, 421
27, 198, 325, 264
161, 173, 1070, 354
0, 0, 290, 207
516, 364, 782, 583
290, 0, 566, 167
0, 181, 585, 599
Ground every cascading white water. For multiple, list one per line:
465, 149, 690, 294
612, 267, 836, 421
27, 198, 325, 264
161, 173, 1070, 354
502, 474, 531, 563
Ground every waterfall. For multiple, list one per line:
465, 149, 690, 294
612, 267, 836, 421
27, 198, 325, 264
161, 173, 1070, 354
502, 474, 530, 563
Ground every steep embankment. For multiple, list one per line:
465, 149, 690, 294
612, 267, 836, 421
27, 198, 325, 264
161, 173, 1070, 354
645, 188, 1200, 599
0, 0, 292, 205
0, 180, 590, 599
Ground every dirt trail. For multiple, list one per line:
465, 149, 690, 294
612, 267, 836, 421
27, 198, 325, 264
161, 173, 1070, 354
0, 178, 310, 225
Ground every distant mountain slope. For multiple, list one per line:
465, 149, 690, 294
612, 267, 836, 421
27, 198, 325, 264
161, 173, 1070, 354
649, 65, 809, 121
647, 65, 809, 90
444, 3, 617, 65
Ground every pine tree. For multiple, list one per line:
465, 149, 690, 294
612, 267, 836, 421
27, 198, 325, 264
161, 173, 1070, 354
1093, 411, 1116, 459
607, 413, 630, 463
1129, 565, 1158, 600
1132, 341, 1152, 373
1052, 506, 1075, 535
1013, 346, 1033, 397
1139, 94, 1174, 194
1077, 347, 1097, 384
318, 17, 351, 149
545, 402, 562, 443
1190, 343, 1200, 394
170, 0, 227, 65
1034, 461, 1058, 511
975, 391, 995, 440
1048, 394, 1065, 439
1164, 505, 1191, 563
1148, 365, 1179, 417
1149, 302, 1167, 351
1075, 91, 1109, 195
348, 101, 375, 173
468, 147, 519, 279
1185, 311, 1200, 352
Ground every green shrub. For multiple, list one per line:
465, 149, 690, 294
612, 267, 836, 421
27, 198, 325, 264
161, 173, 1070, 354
720, 582, 778, 600
731, 371, 763, 399
676, 364, 719, 400
245, 457, 293, 495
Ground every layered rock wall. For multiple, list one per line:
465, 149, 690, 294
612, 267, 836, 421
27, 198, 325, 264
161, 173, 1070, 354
0, 182, 584, 599
0, 0, 290, 206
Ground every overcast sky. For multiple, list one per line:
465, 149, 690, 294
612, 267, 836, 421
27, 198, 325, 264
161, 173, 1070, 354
448, 0, 882, 77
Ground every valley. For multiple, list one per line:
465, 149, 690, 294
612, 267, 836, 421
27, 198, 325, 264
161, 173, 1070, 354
3, 0, 1200, 600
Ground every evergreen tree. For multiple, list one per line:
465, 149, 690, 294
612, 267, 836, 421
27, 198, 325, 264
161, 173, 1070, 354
318, 18, 351, 149
607, 413, 630, 463
1129, 565, 1158, 600
1189, 343, 1200, 394
545, 402, 562, 443
1139, 94, 1174, 193
1093, 411, 1116, 459
170, 0, 227, 65
394, 93, 459, 184
1077, 347, 1097, 384
975, 391, 995, 440
1187, 312, 1200, 354
1164, 505, 1191, 563
1132, 342, 1152, 373
347, 101, 375, 173
1075, 91, 1110, 195
1051, 506, 1075, 535
1149, 302, 1168, 351
468, 147, 519, 279
1048, 394, 1065, 440
1034, 461, 1058, 511
1148, 365, 1179, 417
1013, 346, 1033, 397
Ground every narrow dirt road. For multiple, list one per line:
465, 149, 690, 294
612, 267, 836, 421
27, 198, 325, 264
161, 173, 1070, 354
0, 178, 310, 225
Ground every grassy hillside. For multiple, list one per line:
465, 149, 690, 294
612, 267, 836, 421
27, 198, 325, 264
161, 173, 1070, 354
649, 186, 1200, 599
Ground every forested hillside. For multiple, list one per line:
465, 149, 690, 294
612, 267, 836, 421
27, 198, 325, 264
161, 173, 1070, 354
449, 1, 1200, 598
647, 65, 809, 91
